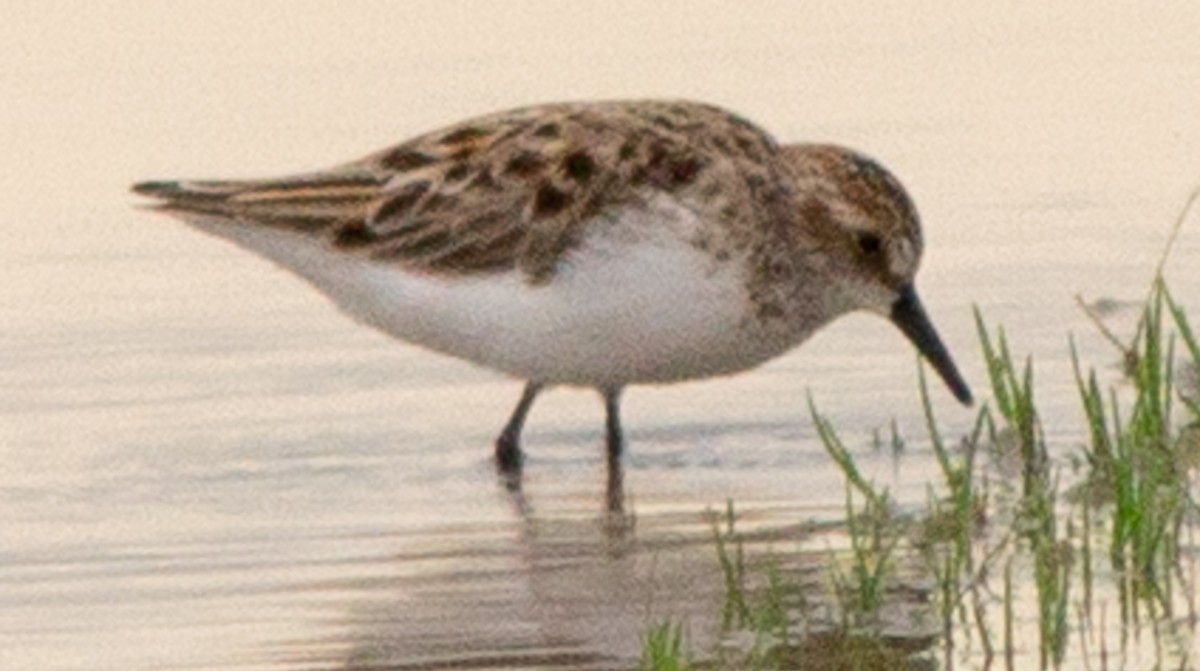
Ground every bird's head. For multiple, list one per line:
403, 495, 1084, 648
781, 144, 972, 405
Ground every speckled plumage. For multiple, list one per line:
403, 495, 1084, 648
134, 99, 970, 477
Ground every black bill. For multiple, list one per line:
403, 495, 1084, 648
890, 285, 973, 405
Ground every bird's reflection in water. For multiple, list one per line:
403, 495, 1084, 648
498, 441, 630, 519
330, 460, 725, 670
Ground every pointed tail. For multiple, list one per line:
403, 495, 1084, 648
132, 172, 384, 224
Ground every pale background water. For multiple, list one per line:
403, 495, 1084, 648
3, 2, 1200, 669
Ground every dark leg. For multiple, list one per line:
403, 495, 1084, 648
495, 382, 543, 474
603, 387, 624, 461
603, 387, 625, 514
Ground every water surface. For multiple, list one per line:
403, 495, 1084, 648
3, 3, 1200, 669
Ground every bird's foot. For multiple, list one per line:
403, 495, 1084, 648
494, 432, 524, 482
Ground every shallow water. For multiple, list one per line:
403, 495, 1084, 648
4, 3, 1200, 669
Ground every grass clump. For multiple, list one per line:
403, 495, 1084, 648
1072, 280, 1199, 628
638, 620, 694, 671
710, 502, 798, 669
713, 500, 751, 631
976, 310, 1073, 668
811, 396, 902, 624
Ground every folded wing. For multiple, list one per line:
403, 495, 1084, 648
134, 100, 787, 283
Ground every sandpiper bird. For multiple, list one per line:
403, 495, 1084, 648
134, 99, 971, 478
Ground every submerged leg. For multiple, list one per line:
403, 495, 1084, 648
495, 382, 543, 474
603, 387, 625, 513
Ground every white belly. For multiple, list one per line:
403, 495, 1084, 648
176, 201, 795, 388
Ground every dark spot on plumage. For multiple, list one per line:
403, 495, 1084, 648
711, 136, 732, 154
494, 123, 530, 144
768, 259, 792, 280
421, 192, 455, 214
466, 168, 503, 193
744, 173, 766, 194
439, 125, 490, 146
533, 183, 571, 218
618, 139, 638, 161
562, 151, 596, 184
532, 123, 561, 138
799, 197, 831, 225
638, 143, 703, 190
715, 249, 731, 262
373, 180, 430, 223
669, 157, 703, 185
449, 147, 476, 162
651, 115, 677, 130
646, 143, 669, 169
505, 151, 546, 179
444, 163, 471, 182
735, 136, 761, 161
332, 220, 377, 247
758, 302, 785, 320
380, 148, 437, 172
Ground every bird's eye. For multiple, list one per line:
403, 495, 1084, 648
856, 233, 883, 255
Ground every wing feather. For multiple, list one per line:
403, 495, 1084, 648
136, 101, 789, 283
346, 100, 786, 282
